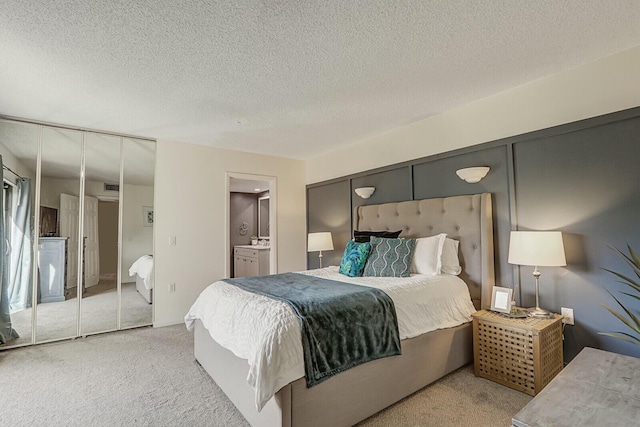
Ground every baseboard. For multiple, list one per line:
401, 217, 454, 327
153, 319, 185, 328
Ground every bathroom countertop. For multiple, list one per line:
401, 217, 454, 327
235, 244, 270, 250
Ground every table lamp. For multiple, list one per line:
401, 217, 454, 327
508, 231, 566, 318
308, 232, 334, 268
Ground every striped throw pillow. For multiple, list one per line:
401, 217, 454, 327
363, 236, 416, 277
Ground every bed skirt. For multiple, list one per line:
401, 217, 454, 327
194, 319, 472, 427
135, 276, 152, 304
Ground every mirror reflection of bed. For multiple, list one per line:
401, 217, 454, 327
0, 118, 155, 349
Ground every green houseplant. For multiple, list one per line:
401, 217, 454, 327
600, 244, 640, 347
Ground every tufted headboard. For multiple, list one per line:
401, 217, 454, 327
353, 193, 495, 309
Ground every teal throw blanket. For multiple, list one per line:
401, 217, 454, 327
223, 272, 401, 387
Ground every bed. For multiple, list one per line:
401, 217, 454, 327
129, 255, 154, 304
188, 193, 494, 427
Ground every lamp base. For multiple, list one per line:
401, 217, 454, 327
526, 307, 554, 319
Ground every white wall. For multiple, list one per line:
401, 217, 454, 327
40, 178, 120, 209
153, 141, 306, 327
307, 45, 640, 183
0, 142, 35, 185
39, 177, 153, 283
40, 177, 79, 209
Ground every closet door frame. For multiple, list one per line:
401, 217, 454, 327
0, 116, 155, 350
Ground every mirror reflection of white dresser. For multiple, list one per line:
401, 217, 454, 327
234, 245, 270, 277
37, 237, 68, 303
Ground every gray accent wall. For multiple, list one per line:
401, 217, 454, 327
307, 180, 351, 269
512, 113, 640, 361
412, 145, 512, 285
306, 106, 640, 361
351, 167, 412, 209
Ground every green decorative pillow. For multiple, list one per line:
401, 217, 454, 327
339, 240, 372, 277
363, 236, 416, 278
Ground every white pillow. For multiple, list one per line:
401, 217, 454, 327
441, 238, 462, 275
410, 233, 446, 275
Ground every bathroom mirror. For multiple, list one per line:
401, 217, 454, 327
258, 195, 269, 238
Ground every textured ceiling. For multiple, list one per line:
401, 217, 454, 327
1, 1, 640, 160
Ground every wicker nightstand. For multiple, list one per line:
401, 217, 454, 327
472, 309, 563, 396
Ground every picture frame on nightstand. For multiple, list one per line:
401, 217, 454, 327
490, 286, 513, 314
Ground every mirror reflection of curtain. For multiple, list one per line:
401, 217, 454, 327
0, 158, 19, 344
7, 178, 33, 311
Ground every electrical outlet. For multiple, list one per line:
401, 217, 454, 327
561, 307, 574, 325
169, 282, 176, 293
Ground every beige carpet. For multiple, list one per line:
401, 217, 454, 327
0, 325, 531, 427
1, 280, 152, 348
0, 281, 152, 348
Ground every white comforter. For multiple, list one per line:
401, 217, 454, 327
184, 266, 476, 411
129, 255, 154, 289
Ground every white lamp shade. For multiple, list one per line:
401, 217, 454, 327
456, 167, 490, 183
308, 232, 334, 252
354, 187, 375, 199
508, 231, 566, 267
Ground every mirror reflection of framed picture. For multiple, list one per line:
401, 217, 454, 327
40, 206, 58, 236
491, 286, 513, 314
142, 206, 154, 227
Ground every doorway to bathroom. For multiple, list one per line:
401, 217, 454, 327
226, 173, 276, 278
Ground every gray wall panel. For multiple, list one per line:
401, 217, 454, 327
307, 180, 351, 269
351, 167, 412, 212
306, 106, 640, 361
513, 116, 640, 360
413, 146, 511, 285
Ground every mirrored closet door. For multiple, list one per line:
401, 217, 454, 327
0, 118, 155, 350
0, 120, 38, 347
121, 137, 155, 329
81, 133, 121, 335
38, 126, 83, 342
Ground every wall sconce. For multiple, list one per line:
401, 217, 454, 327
354, 187, 375, 199
456, 167, 490, 183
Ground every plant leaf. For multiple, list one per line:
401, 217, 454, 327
601, 304, 639, 334
610, 244, 640, 280
601, 245, 640, 345
602, 301, 640, 335
602, 268, 640, 292
620, 292, 640, 302
598, 332, 640, 347
609, 292, 640, 330
628, 244, 640, 270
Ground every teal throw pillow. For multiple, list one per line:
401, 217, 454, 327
338, 240, 372, 277
363, 236, 416, 278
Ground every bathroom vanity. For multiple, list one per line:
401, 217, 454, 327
234, 245, 270, 277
